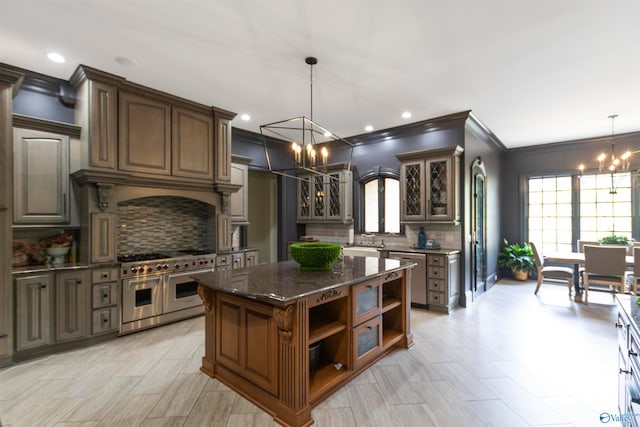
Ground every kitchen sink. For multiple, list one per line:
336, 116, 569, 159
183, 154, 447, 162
342, 246, 380, 257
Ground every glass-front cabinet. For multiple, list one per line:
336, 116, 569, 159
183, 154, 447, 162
297, 164, 352, 223
397, 145, 463, 223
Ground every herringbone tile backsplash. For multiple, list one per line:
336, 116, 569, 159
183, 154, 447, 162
117, 196, 215, 255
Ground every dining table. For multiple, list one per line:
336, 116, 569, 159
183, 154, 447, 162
544, 251, 634, 298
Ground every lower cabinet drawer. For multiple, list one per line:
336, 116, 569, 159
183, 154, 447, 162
352, 316, 382, 369
92, 268, 119, 284
428, 279, 445, 292
92, 282, 119, 308
92, 307, 119, 335
428, 291, 445, 306
427, 266, 444, 280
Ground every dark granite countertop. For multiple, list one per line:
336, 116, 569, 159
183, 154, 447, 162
379, 247, 460, 255
12, 263, 92, 275
617, 294, 640, 332
192, 256, 415, 306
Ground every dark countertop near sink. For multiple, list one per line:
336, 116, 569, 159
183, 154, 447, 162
379, 247, 461, 255
192, 256, 415, 306
617, 294, 640, 331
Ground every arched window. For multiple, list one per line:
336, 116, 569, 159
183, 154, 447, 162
361, 169, 401, 234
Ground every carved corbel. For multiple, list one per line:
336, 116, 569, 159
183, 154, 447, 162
214, 183, 242, 214
96, 183, 113, 211
275, 305, 294, 343
197, 284, 215, 313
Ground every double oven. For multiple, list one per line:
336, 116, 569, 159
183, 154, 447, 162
119, 250, 216, 334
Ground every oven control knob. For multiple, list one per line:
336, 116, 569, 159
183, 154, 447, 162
156, 265, 163, 271
163, 264, 168, 270
199, 260, 204, 265
137, 267, 144, 273
146, 267, 153, 273
175, 264, 180, 269
184, 263, 189, 268
204, 260, 209, 264
130, 267, 137, 273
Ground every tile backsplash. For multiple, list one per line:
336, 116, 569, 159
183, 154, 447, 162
304, 222, 461, 250
117, 196, 215, 254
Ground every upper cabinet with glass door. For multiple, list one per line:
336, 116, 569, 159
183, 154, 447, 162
397, 145, 463, 223
297, 163, 353, 223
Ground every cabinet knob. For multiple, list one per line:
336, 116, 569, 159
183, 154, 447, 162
620, 368, 632, 375
76, 280, 82, 284
630, 350, 638, 357
615, 322, 624, 328
41, 284, 46, 289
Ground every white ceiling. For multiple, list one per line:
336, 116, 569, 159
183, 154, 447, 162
2, 0, 640, 149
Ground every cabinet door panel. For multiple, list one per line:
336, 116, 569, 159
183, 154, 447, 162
91, 213, 116, 263
400, 161, 425, 221
92, 307, 118, 334
56, 271, 89, 341
215, 115, 232, 182
352, 316, 382, 369
14, 129, 69, 224
230, 163, 248, 222
119, 92, 171, 175
172, 107, 214, 179
90, 81, 117, 169
352, 279, 382, 325
16, 275, 50, 350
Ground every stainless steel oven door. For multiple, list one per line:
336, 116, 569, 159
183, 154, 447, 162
164, 269, 211, 313
122, 276, 163, 324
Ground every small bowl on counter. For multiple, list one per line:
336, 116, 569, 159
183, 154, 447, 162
46, 247, 70, 264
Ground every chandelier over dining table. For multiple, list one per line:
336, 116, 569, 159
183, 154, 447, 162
579, 114, 632, 175
260, 57, 353, 179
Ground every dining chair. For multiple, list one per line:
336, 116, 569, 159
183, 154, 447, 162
583, 245, 629, 300
529, 242, 574, 297
577, 240, 600, 252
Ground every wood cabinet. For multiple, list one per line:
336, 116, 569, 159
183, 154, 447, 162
15, 274, 51, 351
216, 293, 277, 395
217, 215, 232, 252
197, 261, 413, 426
297, 166, 352, 223
172, 107, 214, 179
230, 160, 250, 224
397, 145, 463, 223
427, 252, 460, 313
118, 91, 172, 175
232, 252, 245, 270
55, 271, 90, 342
616, 296, 640, 422
245, 250, 259, 267
13, 128, 69, 224
215, 112, 233, 183
91, 267, 119, 335
88, 81, 118, 169
91, 213, 116, 263
215, 253, 232, 271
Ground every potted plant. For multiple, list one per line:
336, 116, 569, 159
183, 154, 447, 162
599, 234, 632, 246
498, 239, 536, 281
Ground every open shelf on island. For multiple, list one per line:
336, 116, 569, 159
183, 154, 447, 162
382, 296, 401, 313
309, 319, 347, 345
309, 359, 350, 401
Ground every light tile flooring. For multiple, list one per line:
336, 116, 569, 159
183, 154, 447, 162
0, 280, 620, 427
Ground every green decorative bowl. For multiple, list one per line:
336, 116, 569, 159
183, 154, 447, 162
290, 242, 341, 271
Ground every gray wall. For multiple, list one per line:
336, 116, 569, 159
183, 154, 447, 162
501, 132, 640, 245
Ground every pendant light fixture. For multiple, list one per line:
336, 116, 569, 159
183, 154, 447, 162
578, 114, 634, 194
260, 57, 353, 179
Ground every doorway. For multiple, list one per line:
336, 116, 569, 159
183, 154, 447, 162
471, 157, 487, 298
247, 171, 278, 263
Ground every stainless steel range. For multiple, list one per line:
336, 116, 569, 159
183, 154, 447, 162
119, 250, 216, 334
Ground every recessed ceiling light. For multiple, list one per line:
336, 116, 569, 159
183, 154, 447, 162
115, 56, 137, 67
240, 114, 251, 121
47, 52, 65, 63
364, 125, 374, 132
402, 111, 412, 119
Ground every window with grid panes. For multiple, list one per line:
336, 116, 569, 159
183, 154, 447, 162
527, 176, 573, 253
579, 172, 632, 240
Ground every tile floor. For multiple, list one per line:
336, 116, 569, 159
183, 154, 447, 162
0, 280, 620, 426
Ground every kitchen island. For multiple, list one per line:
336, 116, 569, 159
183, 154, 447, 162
193, 256, 415, 427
